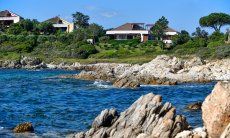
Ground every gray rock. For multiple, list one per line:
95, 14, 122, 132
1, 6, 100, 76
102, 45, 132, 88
74, 93, 189, 138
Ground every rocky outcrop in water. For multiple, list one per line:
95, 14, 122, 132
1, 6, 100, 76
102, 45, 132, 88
73, 93, 189, 138
202, 81, 230, 138
66, 55, 230, 88
186, 102, 202, 111
0, 56, 47, 69
13, 122, 34, 133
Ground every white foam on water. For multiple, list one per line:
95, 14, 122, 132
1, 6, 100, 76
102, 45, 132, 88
0, 126, 3, 130
92, 80, 114, 89
140, 84, 170, 87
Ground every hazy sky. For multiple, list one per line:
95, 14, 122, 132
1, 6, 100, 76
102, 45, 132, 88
1, 0, 229, 33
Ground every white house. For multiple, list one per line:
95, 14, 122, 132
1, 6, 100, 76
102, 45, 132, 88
45, 16, 74, 33
0, 10, 22, 27
106, 23, 149, 42
106, 23, 178, 43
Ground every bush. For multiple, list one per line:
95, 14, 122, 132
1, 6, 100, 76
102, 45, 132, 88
215, 46, 230, 59
0, 34, 8, 43
207, 40, 224, 48
196, 47, 214, 59
99, 36, 110, 43
209, 31, 225, 42
64, 44, 98, 59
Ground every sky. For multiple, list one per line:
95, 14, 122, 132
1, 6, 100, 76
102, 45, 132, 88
0, 0, 230, 33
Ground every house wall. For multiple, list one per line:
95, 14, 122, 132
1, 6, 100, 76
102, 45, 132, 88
0, 16, 20, 23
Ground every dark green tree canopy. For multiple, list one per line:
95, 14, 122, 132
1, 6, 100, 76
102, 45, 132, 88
72, 12, 90, 28
192, 27, 208, 39
38, 22, 56, 35
172, 30, 190, 45
151, 16, 169, 40
199, 13, 230, 32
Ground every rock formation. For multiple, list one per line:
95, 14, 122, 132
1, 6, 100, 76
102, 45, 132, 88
66, 55, 230, 88
0, 56, 47, 69
13, 122, 34, 133
186, 102, 202, 110
202, 82, 230, 138
73, 93, 189, 138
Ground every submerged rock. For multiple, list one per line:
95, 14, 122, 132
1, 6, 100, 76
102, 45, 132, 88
74, 93, 189, 138
13, 122, 34, 133
186, 102, 202, 110
202, 81, 230, 138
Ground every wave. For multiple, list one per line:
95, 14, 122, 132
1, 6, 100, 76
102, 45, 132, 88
0, 126, 3, 130
92, 80, 114, 89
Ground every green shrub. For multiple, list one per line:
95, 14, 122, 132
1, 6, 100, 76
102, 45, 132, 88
196, 47, 213, 59
209, 31, 225, 42
37, 35, 48, 43
207, 40, 224, 48
99, 36, 110, 43
215, 46, 230, 59
0, 34, 8, 43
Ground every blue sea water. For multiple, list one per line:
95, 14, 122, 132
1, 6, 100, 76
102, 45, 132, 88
0, 69, 215, 137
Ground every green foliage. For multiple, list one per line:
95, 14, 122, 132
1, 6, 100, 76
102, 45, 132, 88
199, 13, 230, 32
209, 31, 225, 42
90, 50, 117, 58
65, 44, 98, 59
6, 19, 40, 35
192, 27, 208, 39
38, 22, 56, 35
0, 34, 8, 43
6, 23, 24, 35
195, 47, 214, 59
88, 23, 104, 42
215, 46, 230, 59
172, 30, 190, 45
99, 36, 110, 43
72, 12, 90, 28
151, 16, 169, 40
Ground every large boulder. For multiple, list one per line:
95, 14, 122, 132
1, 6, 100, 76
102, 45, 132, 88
13, 122, 34, 133
202, 82, 230, 138
74, 93, 189, 138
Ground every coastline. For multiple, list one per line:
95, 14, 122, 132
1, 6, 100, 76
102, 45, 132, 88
1, 55, 230, 88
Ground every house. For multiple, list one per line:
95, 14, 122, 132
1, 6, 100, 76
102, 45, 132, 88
0, 10, 23, 27
106, 23, 149, 42
45, 16, 74, 33
106, 23, 178, 43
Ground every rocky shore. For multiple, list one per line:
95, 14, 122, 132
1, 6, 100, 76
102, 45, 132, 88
2, 55, 230, 88
59, 55, 230, 88
69, 81, 230, 138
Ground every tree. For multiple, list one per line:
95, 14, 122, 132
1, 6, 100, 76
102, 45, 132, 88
172, 30, 190, 45
38, 22, 56, 35
72, 12, 90, 28
88, 23, 104, 42
199, 13, 230, 32
192, 27, 208, 39
6, 23, 24, 35
151, 16, 169, 41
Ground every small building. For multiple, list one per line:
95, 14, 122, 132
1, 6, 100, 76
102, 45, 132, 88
45, 16, 74, 33
0, 10, 23, 27
106, 23, 178, 43
106, 23, 149, 42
